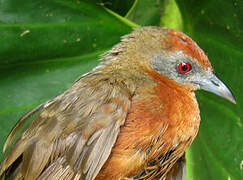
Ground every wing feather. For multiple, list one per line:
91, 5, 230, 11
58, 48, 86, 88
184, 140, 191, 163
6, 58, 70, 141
3, 104, 43, 153
0, 138, 28, 175
83, 120, 120, 180
22, 139, 53, 179
167, 155, 186, 180
0, 76, 132, 180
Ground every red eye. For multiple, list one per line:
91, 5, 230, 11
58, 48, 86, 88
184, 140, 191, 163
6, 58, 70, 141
178, 62, 191, 74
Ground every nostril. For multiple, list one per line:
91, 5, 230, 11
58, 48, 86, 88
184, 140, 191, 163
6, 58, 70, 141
211, 80, 219, 87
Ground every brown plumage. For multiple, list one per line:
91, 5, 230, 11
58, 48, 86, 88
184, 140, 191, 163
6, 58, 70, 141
0, 27, 235, 180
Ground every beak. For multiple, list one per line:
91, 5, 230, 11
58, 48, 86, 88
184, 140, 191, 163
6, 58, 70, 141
200, 74, 236, 104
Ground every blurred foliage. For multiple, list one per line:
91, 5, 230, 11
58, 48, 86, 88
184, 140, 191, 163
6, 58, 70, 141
0, 0, 242, 179
100, 0, 133, 16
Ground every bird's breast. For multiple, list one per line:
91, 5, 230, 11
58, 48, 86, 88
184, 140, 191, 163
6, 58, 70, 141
96, 76, 200, 179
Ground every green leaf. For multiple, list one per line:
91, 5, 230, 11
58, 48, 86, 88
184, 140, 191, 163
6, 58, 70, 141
126, 0, 183, 30
100, 0, 134, 16
0, 0, 132, 160
160, 0, 183, 30
0, 0, 131, 64
126, 0, 165, 26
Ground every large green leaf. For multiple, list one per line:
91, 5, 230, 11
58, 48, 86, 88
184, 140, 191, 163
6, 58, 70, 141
0, 0, 132, 160
0, 0, 132, 64
126, 0, 165, 26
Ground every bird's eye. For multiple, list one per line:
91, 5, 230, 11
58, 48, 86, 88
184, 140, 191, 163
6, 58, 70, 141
178, 62, 191, 74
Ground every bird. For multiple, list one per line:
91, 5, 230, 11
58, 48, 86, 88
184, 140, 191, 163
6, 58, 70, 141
0, 26, 236, 180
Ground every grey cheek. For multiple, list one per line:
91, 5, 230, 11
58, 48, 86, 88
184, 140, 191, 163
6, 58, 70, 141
151, 54, 178, 78
150, 52, 206, 87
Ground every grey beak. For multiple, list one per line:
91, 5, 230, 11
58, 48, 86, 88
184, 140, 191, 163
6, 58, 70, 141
200, 74, 236, 104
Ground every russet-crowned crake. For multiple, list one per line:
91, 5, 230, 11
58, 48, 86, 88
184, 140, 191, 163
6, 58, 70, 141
0, 27, 236, 180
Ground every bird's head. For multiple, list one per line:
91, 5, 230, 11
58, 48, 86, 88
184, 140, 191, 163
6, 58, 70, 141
102, 27, 236, 104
